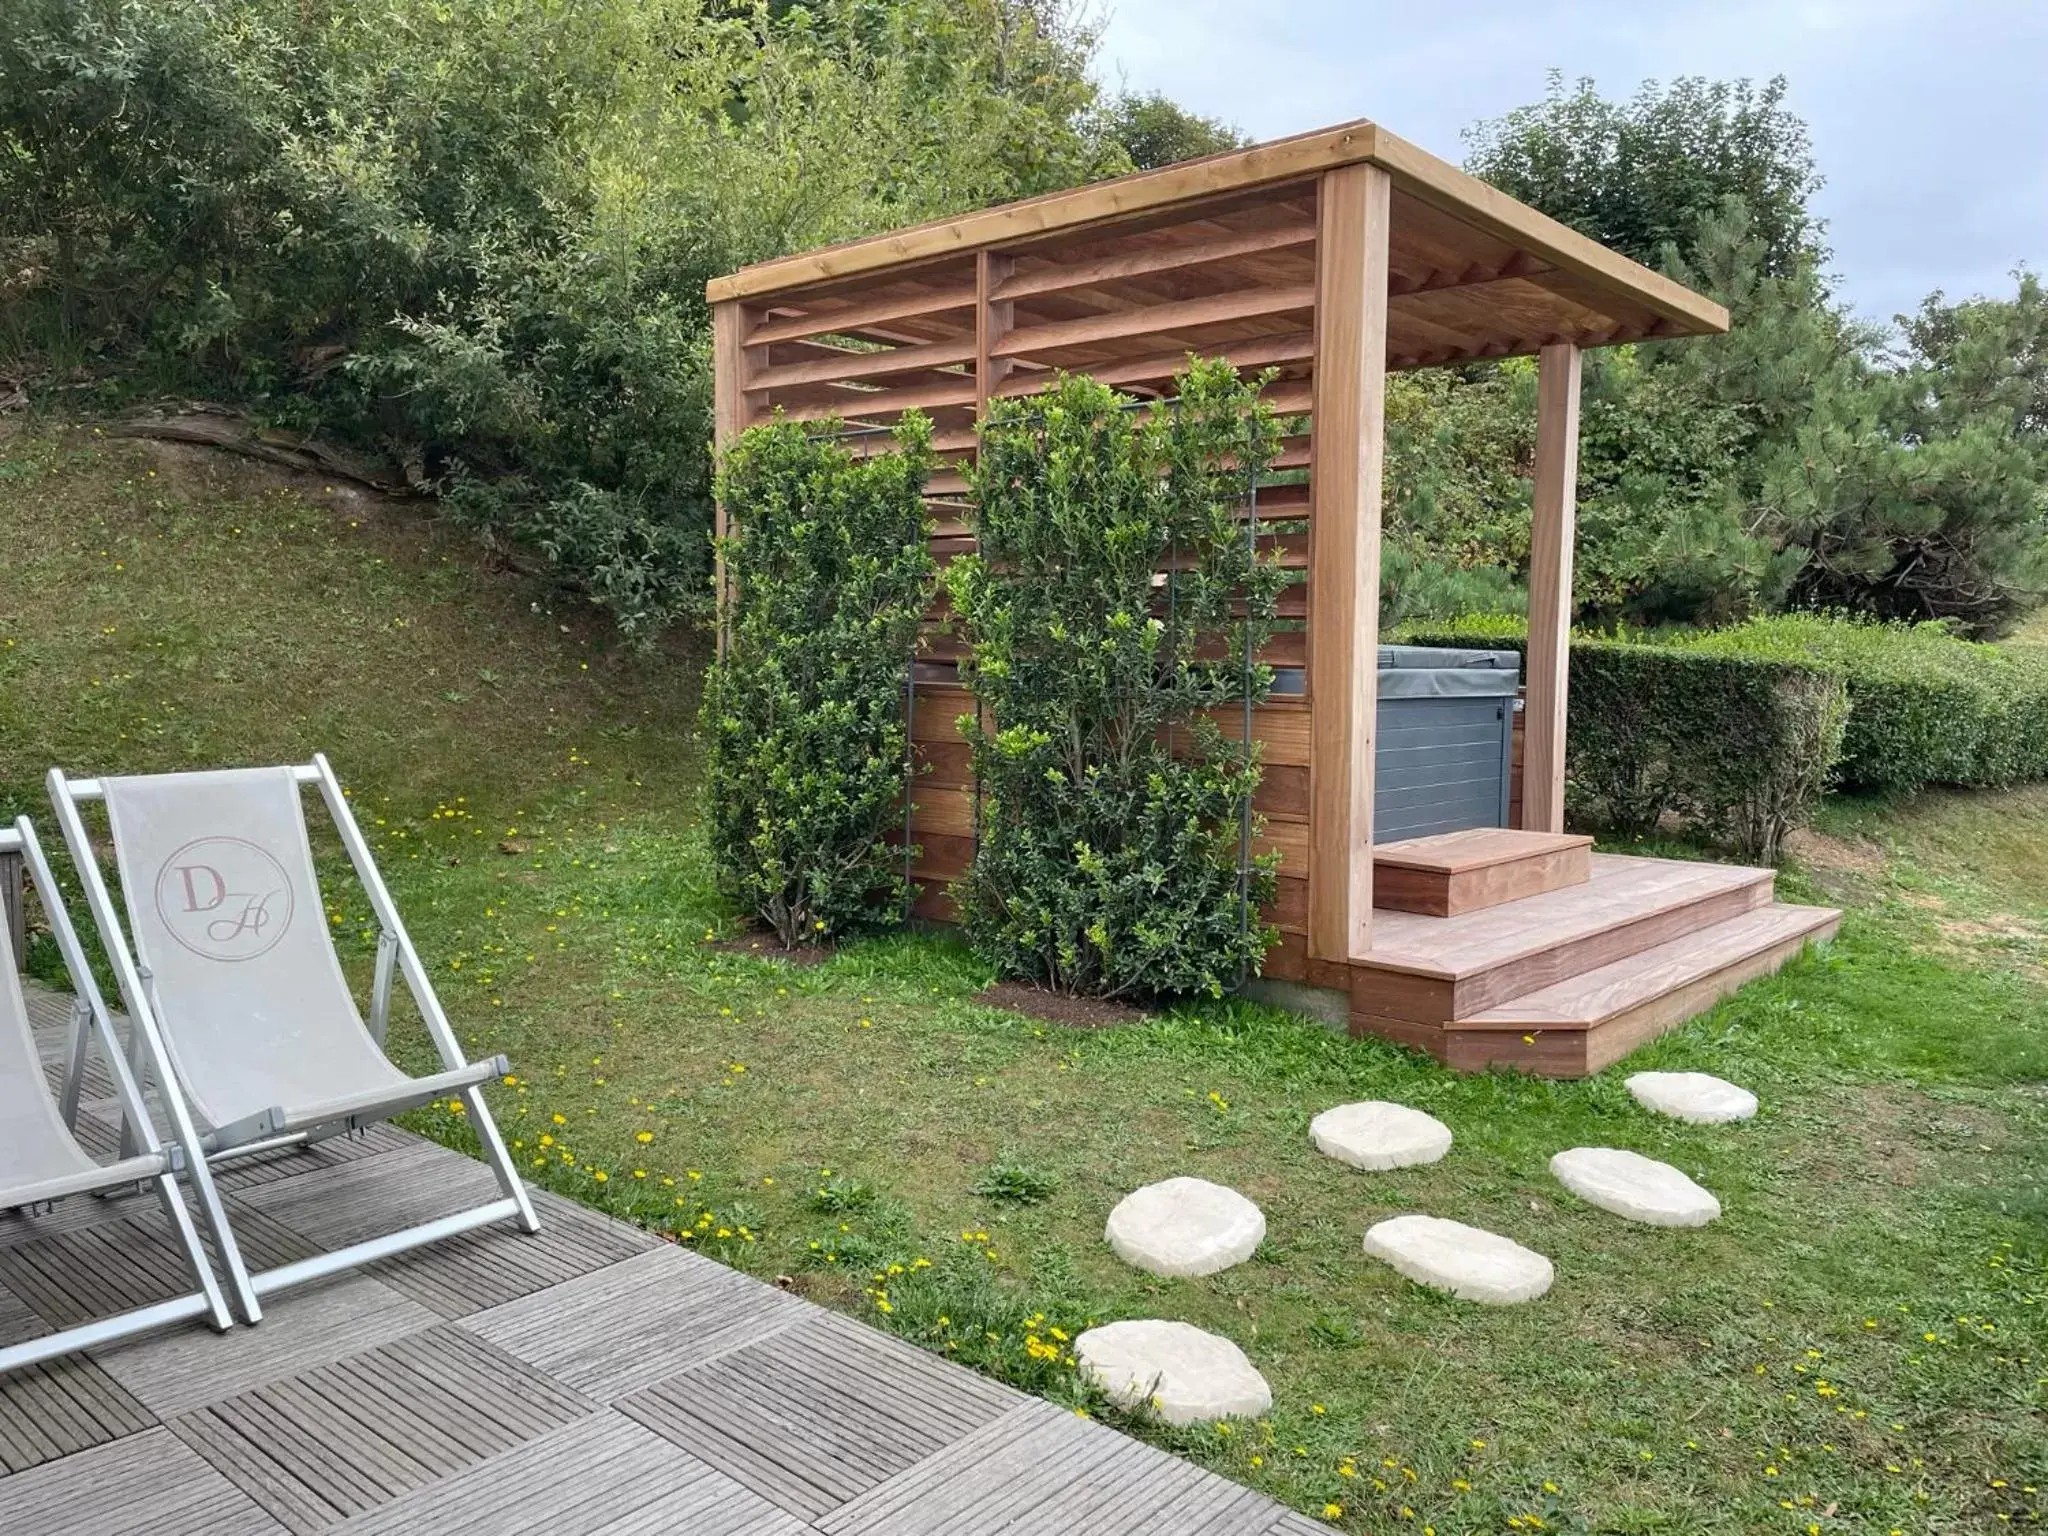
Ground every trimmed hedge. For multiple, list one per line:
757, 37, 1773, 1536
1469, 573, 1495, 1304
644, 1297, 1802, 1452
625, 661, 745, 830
701, 414, 936, 947
1685, 615, 2048, 793
1400, 617, 1847, 862
948, 362, 1285, 999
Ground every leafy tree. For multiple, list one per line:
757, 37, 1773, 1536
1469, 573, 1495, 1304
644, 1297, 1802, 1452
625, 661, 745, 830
1459, 78, 2047, 635
1097, 90, 1243, 171
1464, 71, 1824, 275
0, 0, 1144, 639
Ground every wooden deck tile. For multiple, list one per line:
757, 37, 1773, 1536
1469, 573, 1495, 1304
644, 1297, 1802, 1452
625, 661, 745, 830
818, 1397, 1282, 1535
0, 1175, 160, 1250
0, 1282, 47, 1350
170, 1325, 592, 1534
0, 1424, 282, 1535
461, 1245, 804, 1403
366, 1188, 654, 1320
211, 1124, 418, 1194
233, 1142, 513, 1250
0, 1350, 155, 1477
92, 1274, 439, 1419
620, 1308, 1022, 1519
331, 1412, 811, 1536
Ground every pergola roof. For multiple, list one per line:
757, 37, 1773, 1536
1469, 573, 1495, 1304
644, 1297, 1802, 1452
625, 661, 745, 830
706, 117, 1728, 370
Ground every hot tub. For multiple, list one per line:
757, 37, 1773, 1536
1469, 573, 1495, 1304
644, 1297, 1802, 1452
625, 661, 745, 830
1371, 645, 1522, 841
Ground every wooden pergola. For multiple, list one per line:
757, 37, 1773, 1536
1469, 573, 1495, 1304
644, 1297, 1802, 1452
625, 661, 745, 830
706, 117, 1728, 983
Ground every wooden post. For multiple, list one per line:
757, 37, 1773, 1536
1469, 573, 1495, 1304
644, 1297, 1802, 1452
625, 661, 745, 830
1524, 341, 1582, 833
1307, 163, 1391, 963
974, 251, 1013, 420
711, 301, 748, 654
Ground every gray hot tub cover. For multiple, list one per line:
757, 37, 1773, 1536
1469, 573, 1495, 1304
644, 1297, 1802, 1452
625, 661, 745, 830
1374, 645, 1523, 699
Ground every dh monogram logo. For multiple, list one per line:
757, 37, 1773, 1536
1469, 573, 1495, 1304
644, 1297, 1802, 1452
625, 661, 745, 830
153, 837, 295, 963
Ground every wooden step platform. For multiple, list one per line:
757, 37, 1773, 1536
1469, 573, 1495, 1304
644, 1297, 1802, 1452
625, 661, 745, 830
1443, 902, 1841, 1076
1374, 828, 1592, 916
1353, 854, 1777, 1022
1345, 852, 1839, 1078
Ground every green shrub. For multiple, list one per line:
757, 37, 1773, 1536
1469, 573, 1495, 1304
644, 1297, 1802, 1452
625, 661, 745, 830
947, 361, 1286, 999
1689, 614, 2048, 792
0, 0, 1132, 640
701, 414, 935, 947
1401, 616, 1847, 861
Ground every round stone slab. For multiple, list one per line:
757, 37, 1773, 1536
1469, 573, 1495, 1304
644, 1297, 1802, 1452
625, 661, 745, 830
1625, 1070, 1759, 1125
1362, 1214, 1554, 1304
1105, 1177, 1265, 1278
1551, 1147, 1721, 1228
1074, 1319, 1273, 1425
1310, 1101, 1454, 1171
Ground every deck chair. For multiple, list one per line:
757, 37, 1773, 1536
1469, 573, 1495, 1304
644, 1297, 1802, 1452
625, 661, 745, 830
0, 816, 233, 1372
48, 755, 537, 1325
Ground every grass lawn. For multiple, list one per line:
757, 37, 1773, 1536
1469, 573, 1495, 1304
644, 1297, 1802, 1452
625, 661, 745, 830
3, 422, 2044, 1535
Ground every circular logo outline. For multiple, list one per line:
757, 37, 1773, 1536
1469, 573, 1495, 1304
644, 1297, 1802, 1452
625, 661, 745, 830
153, 835, 296, 964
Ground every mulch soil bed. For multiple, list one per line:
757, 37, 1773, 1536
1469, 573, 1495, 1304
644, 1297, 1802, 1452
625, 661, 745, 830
972, 980, 1148, 1030
705, 929, 834, 967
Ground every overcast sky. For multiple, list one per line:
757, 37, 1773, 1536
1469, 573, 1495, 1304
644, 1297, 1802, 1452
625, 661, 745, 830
1095, 0, 2046, 328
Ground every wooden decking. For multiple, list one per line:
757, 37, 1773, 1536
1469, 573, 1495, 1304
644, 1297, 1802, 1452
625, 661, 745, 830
1, 987, 1317, 1536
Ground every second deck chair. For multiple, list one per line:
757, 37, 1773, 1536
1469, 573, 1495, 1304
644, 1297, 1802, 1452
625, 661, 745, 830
0, 816, 233, 1372
48, 756, 537, 1325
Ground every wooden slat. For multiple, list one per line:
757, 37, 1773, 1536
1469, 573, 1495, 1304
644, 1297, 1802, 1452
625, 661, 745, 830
749, 338, 975, 393
1524, 342, 1580, 834
994, 219, 1316, 301
1264, 377, 1313, 415
769, 377, 978, 427
994, 284, 1316, 360
749, 281, 979, 346
909, 787, 975, 840
1306, 162, 1390, 964
994, 330, 1314, 399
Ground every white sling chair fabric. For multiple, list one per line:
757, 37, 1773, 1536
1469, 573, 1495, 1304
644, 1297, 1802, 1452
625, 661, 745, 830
51, 757, 536, 1322
0, 817, 232, 1373
98, 766, 501, 1146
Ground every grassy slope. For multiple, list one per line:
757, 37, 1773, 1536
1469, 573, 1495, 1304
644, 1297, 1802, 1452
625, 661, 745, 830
3, 424, 2043, 1535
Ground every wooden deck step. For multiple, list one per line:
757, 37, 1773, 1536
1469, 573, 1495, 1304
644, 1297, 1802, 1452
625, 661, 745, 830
1351, 854, 1777, 1023
1433, 902, 1841, 1076
1374, 828, 1593, 916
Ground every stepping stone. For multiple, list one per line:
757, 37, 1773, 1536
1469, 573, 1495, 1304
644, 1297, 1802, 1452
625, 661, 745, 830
1361, 1214, 1553, 1304
1550, 1147, 1721, 1228
1310, 1101, 1453, 1171
1105, 1177, 1265, 1278
1074, 1319, 1272, 1425
1626, 1070, 1758, 1125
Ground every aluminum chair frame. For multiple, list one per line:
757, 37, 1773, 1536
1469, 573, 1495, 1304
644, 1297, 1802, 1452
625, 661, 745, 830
0, 817, 234, 1373
48, 754, 537, 1326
